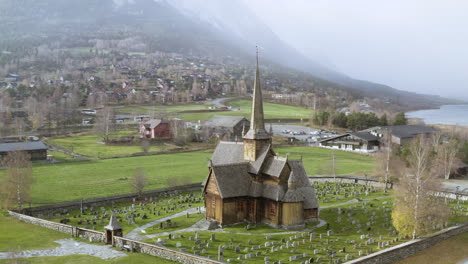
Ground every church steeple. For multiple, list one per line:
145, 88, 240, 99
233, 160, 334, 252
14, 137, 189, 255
243, 48, 272, 161
243, 47, 270, 140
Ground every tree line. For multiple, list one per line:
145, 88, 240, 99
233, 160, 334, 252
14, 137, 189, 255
311, 110, 407, 131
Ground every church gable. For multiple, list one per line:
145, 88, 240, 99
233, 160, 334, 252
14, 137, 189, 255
205, 170, 221, 196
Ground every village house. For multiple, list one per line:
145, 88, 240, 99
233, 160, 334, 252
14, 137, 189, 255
0, 141, 48, 161
203, 116, 250, 142
203, 56, 319, 229
319, 132, 380, 152
139, 119, 173, 139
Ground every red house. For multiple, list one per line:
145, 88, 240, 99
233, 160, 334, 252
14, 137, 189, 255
140, 119, 173, 139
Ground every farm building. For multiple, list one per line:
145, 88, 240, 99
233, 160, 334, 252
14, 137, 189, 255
0, 141, 48, 161
139, 119, 173, 139
319, 132, 380, 152
203, 115, 250, 141
203, 56, 319, 229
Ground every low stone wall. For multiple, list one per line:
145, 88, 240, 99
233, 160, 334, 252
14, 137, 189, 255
114, 237, 223, 264
22, 183, 203, 217
8, 210, 105, 243
8, 210, 223, 264
345, 223, 468, 264
309, 176, 391, 189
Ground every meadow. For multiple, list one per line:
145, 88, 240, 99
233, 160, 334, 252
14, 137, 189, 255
114, 99, 312, 121
0, 147, 374, 205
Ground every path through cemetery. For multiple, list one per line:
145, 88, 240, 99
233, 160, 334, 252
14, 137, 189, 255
125, 207, 206, 241
0, 239, 127, 260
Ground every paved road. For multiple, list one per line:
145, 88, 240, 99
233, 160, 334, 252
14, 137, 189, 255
210, 97, 241, 111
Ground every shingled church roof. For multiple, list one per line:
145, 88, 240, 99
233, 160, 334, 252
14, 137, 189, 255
203, 50, 318, 211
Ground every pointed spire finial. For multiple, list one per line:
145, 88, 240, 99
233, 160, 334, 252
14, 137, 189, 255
243, 46, 269, 140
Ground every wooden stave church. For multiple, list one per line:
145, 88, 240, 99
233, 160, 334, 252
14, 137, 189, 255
203, 54, 319, 229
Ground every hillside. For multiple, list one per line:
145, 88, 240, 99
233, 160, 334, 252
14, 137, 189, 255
0, 0, 462, 110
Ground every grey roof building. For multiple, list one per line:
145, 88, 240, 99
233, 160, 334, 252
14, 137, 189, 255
203, 53, 319, 229
0, 141, 48, 161
367, 125, 435, 145
203, 116, 250, 142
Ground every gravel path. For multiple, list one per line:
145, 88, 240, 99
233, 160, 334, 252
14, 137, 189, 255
125, 207, 205, 241
0, 239, 127, 260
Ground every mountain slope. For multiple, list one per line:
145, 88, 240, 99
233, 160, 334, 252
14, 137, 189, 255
0, 0, 462, 108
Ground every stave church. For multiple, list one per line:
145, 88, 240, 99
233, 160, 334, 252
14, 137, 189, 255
203, 53, 319, 229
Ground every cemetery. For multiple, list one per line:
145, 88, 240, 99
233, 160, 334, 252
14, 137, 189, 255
44, 191, 205, 235
30, 182, 467, 264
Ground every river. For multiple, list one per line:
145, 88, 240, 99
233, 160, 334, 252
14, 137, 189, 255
407, 104, 468, 126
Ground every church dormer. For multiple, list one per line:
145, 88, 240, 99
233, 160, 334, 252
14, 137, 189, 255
243, 48, 272, 161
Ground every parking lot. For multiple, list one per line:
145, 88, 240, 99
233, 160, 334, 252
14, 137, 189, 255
270, 124, 339, 144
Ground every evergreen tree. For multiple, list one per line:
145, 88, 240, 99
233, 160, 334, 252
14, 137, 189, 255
393, 112, 408, 125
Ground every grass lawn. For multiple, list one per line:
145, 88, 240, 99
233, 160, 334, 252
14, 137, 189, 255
114, 103, 215, 115
0, 211, 175, 263
0, 147, 374, 205
178, 99, 311, 121
114, 99, 312, 121
48, 150, 75, 161
392, 231, 468, 264
0, 254, 176, 264
0, 150, 213, 205
142, 213, 205, 235
47, 131, 170, 158
0, 212, 69, 252
222, 223, 291, 234
278, 146, 375, 176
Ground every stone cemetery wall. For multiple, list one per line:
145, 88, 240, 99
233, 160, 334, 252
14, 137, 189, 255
113, 236, 224, 264
9, 210, 224, 263
309, 176, 390, 189
21, 183, 202, 216
345, 223, 468, 264
8, 210, 105, 243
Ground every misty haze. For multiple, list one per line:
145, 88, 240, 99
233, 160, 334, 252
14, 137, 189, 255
0, 1, 467, 264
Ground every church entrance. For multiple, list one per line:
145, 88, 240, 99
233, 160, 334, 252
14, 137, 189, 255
106, 230, 112, 245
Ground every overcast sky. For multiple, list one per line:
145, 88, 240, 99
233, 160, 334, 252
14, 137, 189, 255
245, 0, 468, 100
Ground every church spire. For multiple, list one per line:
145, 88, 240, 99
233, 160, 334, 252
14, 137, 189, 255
243, 47, 270, 140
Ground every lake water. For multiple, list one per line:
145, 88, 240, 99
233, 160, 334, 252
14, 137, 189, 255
407, 104, 468, 126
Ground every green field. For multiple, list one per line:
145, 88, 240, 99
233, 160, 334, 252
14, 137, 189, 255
178, 100, 311, 121
48, 132, 168, 158
114, 103, 215, 115
278, 146, 375, 176
114, 99, 312, 121
0, 212, 69, 252
0, 147, 374, 205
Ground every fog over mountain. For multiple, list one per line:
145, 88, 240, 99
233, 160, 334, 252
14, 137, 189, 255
0, 0, 465, 105
245, 0, 468, 101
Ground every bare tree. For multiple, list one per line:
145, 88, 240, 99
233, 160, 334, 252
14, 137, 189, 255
132, 168, 147, 198
435, 138, 460, 179
392, 135, 449, 239
0, 151, 33, 210
93, 107, 114, 143
377, 130, 393, 192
